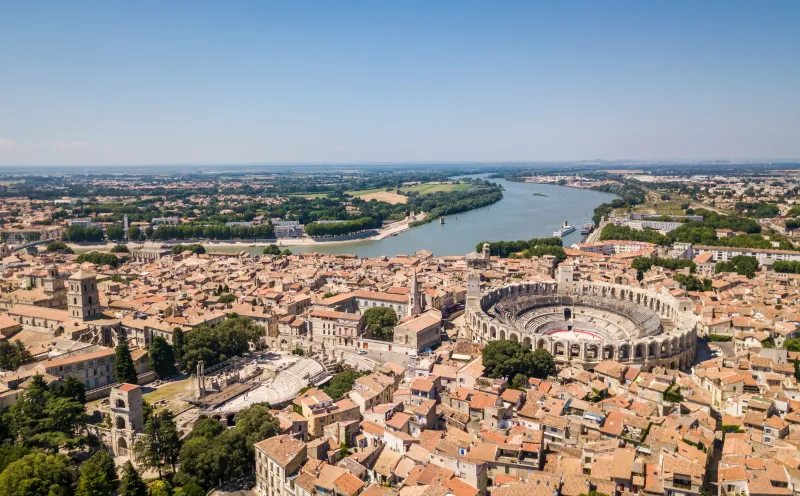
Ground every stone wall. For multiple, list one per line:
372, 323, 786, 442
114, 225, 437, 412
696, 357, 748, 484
466, 280, 698, 371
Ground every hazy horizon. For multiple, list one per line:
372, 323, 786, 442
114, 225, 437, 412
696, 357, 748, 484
2, 160, 800, 178
0, 158, 799, 169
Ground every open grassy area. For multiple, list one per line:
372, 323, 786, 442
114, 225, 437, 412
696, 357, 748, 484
402, 182, 469, 194
613, 200, 688, 221
347, 182, 468, 198
344, 187, 387, 197
286, 192, 329, 199
652, 201, 687, 215
288, 183, 470, 202
141, 377, 196, 413
143, 377, 194, 404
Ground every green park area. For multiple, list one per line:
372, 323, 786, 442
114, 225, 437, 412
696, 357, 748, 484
347, 182, 469, 197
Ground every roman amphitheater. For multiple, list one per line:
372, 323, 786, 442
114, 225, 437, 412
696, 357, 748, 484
466, 268, 698, 371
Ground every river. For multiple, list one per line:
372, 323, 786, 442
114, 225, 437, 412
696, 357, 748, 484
72, 178, 616, 258
277, 178, 616, 257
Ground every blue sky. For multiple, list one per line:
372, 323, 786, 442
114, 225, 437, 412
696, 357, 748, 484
1, 1, 798, 166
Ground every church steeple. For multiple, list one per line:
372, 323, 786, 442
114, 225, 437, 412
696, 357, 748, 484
409, 269, 424, 316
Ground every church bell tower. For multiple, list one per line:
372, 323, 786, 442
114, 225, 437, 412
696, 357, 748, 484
68, 269, 101, 320
409, 269, 425, 316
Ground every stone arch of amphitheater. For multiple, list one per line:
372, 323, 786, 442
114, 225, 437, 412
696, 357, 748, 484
466, 280, 697, 371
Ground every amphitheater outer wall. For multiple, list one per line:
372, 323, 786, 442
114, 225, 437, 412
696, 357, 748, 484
466, 280, 697, 371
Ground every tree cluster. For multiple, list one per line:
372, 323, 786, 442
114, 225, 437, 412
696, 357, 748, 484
323, 369, 365, 400
217, 293, 236, 304
152, 223, 274, 241
0, 451, 74, 496
171, 244, 206, 255
262, 244, 282, 255
521, 244, 568, 262
689, 208, 761, 233
714, 233, 794, 251
786, 219, 800, 231
716, 255, 759, 278
180, 317, 264, 372
176, 405, 279, 490
482, 340, 556, 381
148, 336, 177, 379
772, 261, 800, 274
0, 340, 31, 370
409, 182, 503, 226
76, 252, 125, 267
362, 306, 398, 341
784, 338, 800, 352
590, 182, 647, 224
599, 225, 669, 245
673, 273, 713, 292
476, 237, 563, 259
305, 217, 380, 237
735, 201, 780, 218
631, 256, 696, 274
0, 446, 32, 480
46, 241, 74, 253
62, 225, 105, 242
128, 226, 146, 241
105, 225, 126, 241
0, 375, 87, 451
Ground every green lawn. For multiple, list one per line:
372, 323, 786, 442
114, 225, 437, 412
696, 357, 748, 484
287, 183, 469, 198
655, 202, 687, 215
402, 183, 469, 194
348, 183, 468, 196
287, 192, 329, 199
631, 198, 687, 216
344, 187, 388, 197
291, 183, 470, 201
142, 378, 194, 404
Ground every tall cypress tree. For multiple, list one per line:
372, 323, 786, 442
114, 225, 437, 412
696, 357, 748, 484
115, 343, 138, 385
76, 450, 118, 496
148, 337, 177, 379
172, 328, 185, 369
119, 461, 147, 496
134, 409, 182, 477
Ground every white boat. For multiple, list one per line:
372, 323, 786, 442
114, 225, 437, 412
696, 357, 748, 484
552, 221, 576, 237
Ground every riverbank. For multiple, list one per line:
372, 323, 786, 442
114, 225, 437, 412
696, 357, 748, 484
68, 179, 617, 258
68, 212, 428, 254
